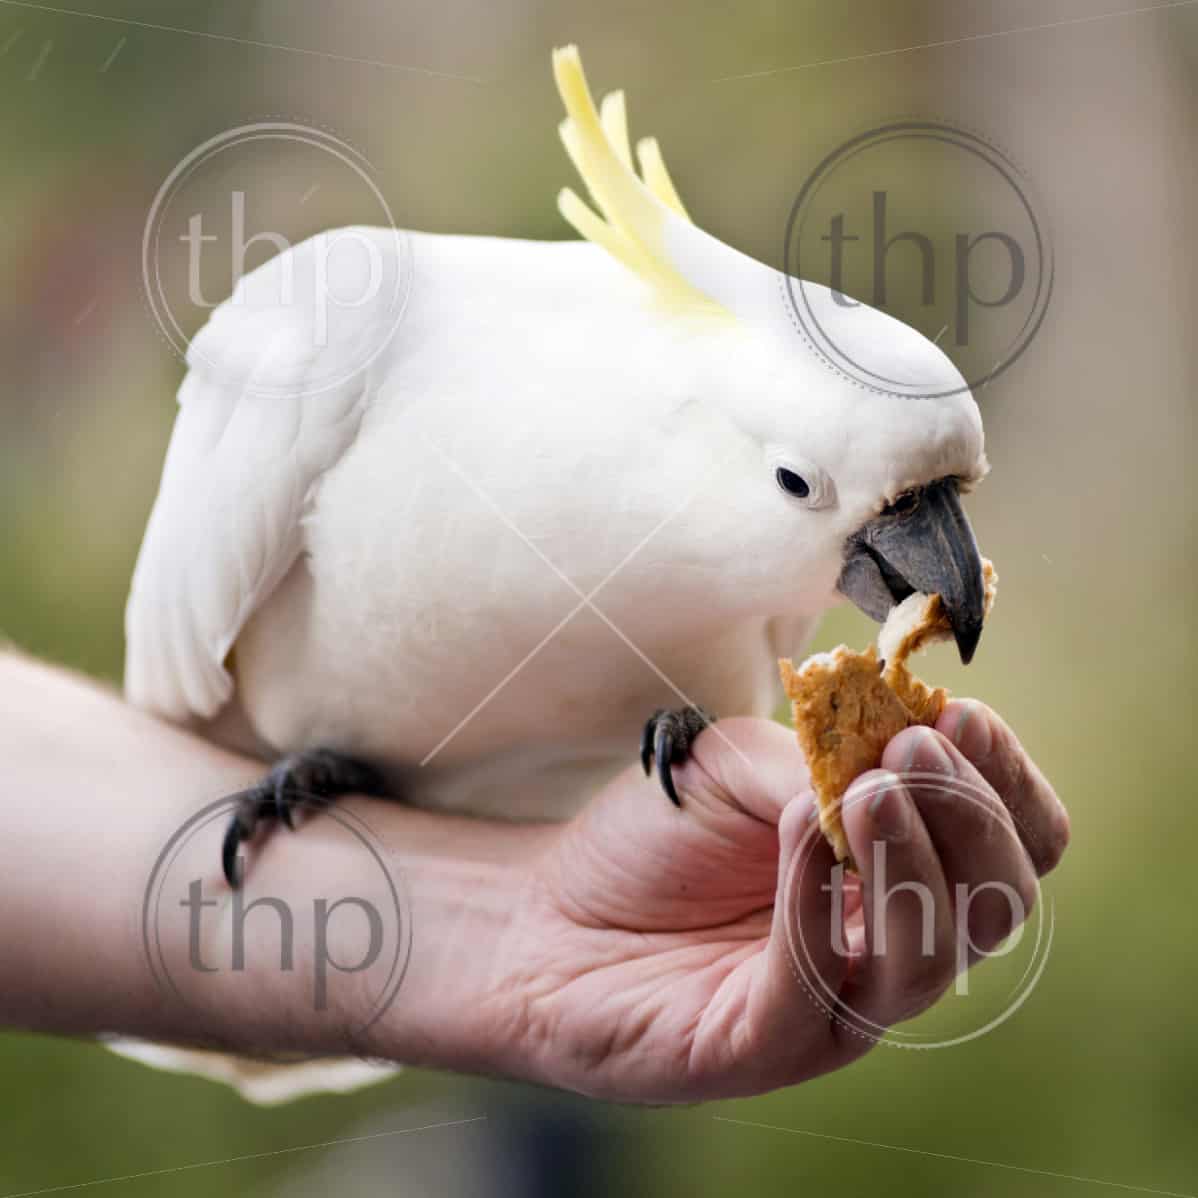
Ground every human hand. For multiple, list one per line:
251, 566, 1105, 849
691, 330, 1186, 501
0, 653, 1068, 1105
490, 702, 1069, 1102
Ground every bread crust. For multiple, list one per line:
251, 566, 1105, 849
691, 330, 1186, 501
779, 561, 996, 866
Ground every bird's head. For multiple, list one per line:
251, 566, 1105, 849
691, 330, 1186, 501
553, 45, 990, 660
707, 304, 989, 662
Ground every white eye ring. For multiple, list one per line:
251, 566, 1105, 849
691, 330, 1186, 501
768, 451, 835, 510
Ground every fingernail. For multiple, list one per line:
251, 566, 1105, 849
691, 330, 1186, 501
948, 701, 993, 763
868, 778, 909, 841
902, 726, 954, 778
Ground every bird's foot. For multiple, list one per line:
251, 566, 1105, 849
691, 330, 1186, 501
221, 748, 385, 887
640, 705, 717, 806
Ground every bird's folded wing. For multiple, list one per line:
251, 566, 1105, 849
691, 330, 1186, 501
125, 228, 408, 721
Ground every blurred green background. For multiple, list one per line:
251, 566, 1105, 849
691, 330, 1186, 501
1, 1, 1195, 1194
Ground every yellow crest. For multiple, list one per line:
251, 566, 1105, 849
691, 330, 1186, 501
553, 45, 727, 316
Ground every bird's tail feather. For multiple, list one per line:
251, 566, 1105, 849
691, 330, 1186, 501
106, 1038, 399, 1105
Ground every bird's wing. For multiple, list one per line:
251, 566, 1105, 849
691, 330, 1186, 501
125, 227, 409, 721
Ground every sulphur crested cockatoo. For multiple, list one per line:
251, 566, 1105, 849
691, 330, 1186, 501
116, 47, 989, 1101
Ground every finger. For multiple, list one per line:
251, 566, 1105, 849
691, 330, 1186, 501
836, 770, 957, 1032
932, 700, 1070, 875
743, 793, 856, 1070
884, 725, 1038, 958
675, 715, 811, 825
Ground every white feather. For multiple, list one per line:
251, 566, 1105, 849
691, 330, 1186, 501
125, 228, 408, 721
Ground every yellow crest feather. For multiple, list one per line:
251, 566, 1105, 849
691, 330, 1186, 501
553, 45, 722, 313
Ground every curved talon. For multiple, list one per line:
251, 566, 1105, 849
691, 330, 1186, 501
273, 774, 296, 830
222, 817, 245, 887
221, 791, 264, 888
654, 721, 681, 806
216, 748, 387, 886
641, 708, 665, 776
639, 705, 716, 807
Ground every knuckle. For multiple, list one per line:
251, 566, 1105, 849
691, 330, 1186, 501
1045, 805, 1071, 870
969, 878, 1034, 951
901, 971, 952, 1016
970, 902, 1008, 953
999, 738, 1030, 803
902, 941, 955, 1008
1028, 802, 1070, 874
982, 716, 1025, 794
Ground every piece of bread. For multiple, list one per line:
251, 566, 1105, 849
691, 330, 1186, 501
779, 561, 997, 866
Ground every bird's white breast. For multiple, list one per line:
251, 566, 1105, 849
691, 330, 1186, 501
223, 233, 818, 818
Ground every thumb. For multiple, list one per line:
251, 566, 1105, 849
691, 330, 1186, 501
673, 715, 812, 826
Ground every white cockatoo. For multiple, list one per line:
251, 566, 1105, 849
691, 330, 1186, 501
115, 47, 989, 1101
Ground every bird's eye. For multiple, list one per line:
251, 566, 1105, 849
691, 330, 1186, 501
766, 452, 835, 509
884, 490, 920, 516
775, 467, 811, 499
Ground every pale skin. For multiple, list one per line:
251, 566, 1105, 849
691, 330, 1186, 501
0, 649, 1069, 1102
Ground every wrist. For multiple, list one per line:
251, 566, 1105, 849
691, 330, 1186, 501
351, 802, 562, 1077
0, 650, 569, 1077
153, 796, 563, 1075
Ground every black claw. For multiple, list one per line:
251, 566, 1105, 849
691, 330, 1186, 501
641, 709, 665, 776
654, 722, 681, 806
639, 705, 716, 807
274, 774, 296, 830
222, 818, 244, 888
217, 748, 386, 887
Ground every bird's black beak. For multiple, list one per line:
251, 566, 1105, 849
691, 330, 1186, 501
837, 477, 987, 664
